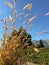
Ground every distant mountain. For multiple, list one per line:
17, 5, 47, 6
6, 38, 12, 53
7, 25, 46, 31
32, 40, 49, 47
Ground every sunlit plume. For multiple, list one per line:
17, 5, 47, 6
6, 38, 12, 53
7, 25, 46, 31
23, 21, 27, 25
28, 16, 37, 24
23, 3, 32, 10
25, 14, 31, 18
4, 1, 13, 9
8, 15, 14, 22
28, 24, 34, 31
17, 13, 23, 17
3, 26, 8, 30
14, 10, 17, 18
28, 13, 38, 24
1, 19, 7, 23
14, 0, 16, 2
29, 24, 34, 28
10, 25, 14, 28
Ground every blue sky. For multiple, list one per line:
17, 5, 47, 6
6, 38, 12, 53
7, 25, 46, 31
0, 0, 49, 40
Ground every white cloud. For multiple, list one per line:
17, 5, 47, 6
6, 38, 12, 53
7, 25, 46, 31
19, 18, 22, 20
37, 32, 43, 34
38, 25, 43, 28
37, 30, 49, 34
45, 12, 49, 16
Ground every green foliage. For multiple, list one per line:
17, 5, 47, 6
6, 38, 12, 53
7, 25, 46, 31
19, 47, 49, 65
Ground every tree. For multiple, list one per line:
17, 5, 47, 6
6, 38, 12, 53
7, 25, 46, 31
39, 40, 44, 48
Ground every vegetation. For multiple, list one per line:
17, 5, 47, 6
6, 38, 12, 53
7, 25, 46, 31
0, 27, 49, 65
20, 47, 49, 65
0, 27, 32, 65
